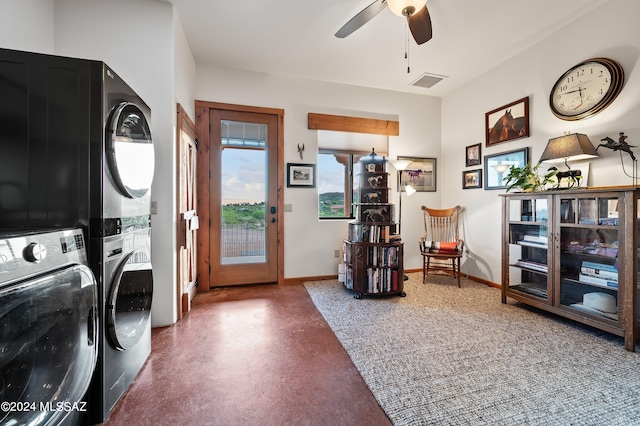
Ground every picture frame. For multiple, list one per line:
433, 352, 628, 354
462, 169, 482, 189
397, 156, 436, 192
485, 96, 529, 147
465, 143, 481, 167
286, 163, 316, 188
484, 147, 529, 190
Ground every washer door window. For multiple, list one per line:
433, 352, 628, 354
107, 250, 153, 350
0, 264, 97, 426
106, 102, 155, 198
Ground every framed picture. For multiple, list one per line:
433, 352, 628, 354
398, 156, 436, 192
462, 169, 482, 189
484, 147, 529, 190
465, 143, 481, 167
485, 97, 529, 147
287, 163, 316, 188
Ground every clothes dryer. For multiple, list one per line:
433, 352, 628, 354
89, 64, 154, 236
89, 226, 153, 424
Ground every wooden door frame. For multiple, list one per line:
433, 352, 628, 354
195, 100, 285, 291
176, 103, 198, 319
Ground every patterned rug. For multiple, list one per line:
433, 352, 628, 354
304, 273, 640, 425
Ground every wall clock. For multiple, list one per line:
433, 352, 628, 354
549, 57, 624, 121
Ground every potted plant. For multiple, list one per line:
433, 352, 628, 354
503, 161, 558, 192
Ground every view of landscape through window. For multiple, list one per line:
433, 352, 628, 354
221, 146, 266, 264
318, 153, 361, 218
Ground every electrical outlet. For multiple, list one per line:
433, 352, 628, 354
334, 249, 340, 258
150, 201, 158, 215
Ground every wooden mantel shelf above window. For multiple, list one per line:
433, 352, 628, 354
308, 113, 399, 136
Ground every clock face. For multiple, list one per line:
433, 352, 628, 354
550, 58, 624, 121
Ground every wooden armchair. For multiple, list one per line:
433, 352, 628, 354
419, 205, 464, 287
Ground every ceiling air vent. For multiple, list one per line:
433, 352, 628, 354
411, 72, 447, 89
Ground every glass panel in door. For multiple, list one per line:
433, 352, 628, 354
221, 120, 267, 265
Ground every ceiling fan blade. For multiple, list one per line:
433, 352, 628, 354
335, 0, 388, 39
408, 5, 432, 45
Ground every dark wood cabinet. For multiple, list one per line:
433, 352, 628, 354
341, 151, 405, 299
501, 188, 639, 351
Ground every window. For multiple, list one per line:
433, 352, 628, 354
317, 130, 388, 219
318, 150, 362, 219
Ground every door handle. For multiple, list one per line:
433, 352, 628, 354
270, 218, 276, 223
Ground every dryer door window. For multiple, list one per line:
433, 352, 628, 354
0, 264, 97, 426
106, 102, 155, 199
107, 250, 153, 350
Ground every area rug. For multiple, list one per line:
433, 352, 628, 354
304, 273, 640, 425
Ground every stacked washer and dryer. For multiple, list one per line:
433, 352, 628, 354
0, 48, 155, 425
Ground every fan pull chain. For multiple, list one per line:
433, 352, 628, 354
405, 19, 410, 73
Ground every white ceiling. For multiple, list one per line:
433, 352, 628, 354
164, 0, 609, 97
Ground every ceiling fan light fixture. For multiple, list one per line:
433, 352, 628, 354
387, 0, 427, 17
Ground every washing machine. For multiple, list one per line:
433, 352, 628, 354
0, 228, 98, 426
89, 226, 153, 424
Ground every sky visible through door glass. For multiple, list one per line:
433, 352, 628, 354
222, 148, 265, 204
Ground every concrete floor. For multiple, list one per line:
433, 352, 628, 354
103, 283, 390, 425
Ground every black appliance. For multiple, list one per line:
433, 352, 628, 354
0, 48, 155, 424
91, 226, 153, 423
0, 228, 98, 426
0, 47, 155, 234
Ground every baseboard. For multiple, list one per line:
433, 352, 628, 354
284, 275, 337, 285
283, 271, 500, 288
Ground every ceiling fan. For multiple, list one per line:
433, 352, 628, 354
335, 0, 432, 45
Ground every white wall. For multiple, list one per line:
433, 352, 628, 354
196, 66, 441, 277
0, 0, 54, 53
441, 0, 640, 283
174, 13, 197, 121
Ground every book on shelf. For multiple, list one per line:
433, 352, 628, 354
578, 273, 618, 289
581, 260, 617, 273
515, 259, 548, 273
513, 283, 548, 298
517, 240, 548, 248
522, 234, 547, 244
580, 266, 618, 282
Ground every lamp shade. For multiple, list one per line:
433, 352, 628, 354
539, 133, 599, 164
387, 0, 427, 17
390, 159, 413, 171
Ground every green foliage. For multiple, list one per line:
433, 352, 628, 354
222, 202, 265, 225
504, 162, 558, 193
319, 192, 346, 217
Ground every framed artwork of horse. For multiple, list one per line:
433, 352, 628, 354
484, 147, 528, 190
466, 143, 481, 166
398, 156, 436, 192
485, 97, 529, 147
462, 169, 482, 189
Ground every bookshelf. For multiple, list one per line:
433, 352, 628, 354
501, 188, 640, 351
341, 150, 405, 299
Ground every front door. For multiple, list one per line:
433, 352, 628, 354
196, 102, 284, 289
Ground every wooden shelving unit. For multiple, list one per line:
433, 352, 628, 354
501, 188, 640, 351
342, 150, 405, 299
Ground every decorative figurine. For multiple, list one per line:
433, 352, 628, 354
597, 132, 636, 161
297, 143, 305, 159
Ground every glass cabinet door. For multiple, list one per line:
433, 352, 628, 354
557, 194, 620, 323
506, 197, 551, 301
